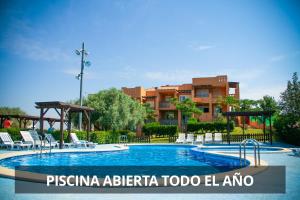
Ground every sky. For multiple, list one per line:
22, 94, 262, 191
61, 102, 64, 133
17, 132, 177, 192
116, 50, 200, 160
0, 0, 300, 117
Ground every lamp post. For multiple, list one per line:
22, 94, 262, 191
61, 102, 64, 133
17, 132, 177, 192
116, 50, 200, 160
75, 42, 91, 131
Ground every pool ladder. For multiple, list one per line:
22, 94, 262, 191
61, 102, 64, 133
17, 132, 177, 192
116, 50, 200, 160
239, 139, 261, 167
38, 135, 52, 156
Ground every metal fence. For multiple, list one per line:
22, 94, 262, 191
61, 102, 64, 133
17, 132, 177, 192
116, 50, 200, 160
168, 133, 272, 144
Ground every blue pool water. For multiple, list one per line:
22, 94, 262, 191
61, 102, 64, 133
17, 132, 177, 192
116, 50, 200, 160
197, 146, 284, 152
0, 145, 244, 175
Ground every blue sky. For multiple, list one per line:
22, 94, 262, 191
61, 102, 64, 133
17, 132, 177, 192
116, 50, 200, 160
0, 0, 300, 116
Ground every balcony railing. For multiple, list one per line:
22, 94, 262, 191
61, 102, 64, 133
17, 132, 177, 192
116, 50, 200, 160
159, 101, 171, 108
159, 119, 178, 125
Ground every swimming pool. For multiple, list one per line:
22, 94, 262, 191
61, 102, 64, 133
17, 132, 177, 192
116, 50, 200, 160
0, 145, 247, 176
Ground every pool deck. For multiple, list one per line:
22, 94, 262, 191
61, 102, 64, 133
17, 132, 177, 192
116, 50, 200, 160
0, 143, 299, 200
0, 143, 273, 179
0, 144, 128, 178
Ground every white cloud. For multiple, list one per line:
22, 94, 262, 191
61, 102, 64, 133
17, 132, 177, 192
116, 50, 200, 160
191, 44, 215, 51
270, 55, 286, 62
9, 36, 71, 62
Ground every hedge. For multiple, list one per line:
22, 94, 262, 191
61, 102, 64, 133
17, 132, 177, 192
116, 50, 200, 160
51, 130, 136, 144
142, 123, 178, 137
0, 128, 136, 144
187, 121, 234, 133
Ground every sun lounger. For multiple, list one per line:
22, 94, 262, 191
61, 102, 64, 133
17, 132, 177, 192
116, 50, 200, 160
214, 133, 223, 143
70, 132, 96, 148
0, 132, 31, 150
20, 131, 40, 148
45, 133, 73, 148
175, 133, 186, 143
204, 133, 213, 144
195, 135, 204, 144
186, 133, 194, 144
29, 130, 57, 148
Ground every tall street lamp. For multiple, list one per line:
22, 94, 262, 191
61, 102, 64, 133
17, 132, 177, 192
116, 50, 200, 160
75, 42, 91, 131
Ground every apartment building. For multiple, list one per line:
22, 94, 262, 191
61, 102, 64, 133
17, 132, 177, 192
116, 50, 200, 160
122, 75, 239, 128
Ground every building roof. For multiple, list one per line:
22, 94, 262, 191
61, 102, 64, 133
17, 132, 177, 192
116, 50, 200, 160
0, 114, 63, 122
35, 101, 94, 111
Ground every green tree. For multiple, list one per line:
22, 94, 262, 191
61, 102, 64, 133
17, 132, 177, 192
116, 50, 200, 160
143, 103, 156, 122
258, 95, 278, 112
85, 88, 146, 131
239, 99, 258, 111
171, 98, 203, 127
274, 72, 300, 145
279, 72, 300, 118
217, 96, 240, 111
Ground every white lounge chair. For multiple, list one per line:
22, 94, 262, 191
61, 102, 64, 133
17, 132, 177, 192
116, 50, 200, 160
70, 133, 96, 148
20, 131, 40, 148
45, 133, 73, 148
204, 133, 213, 144
175, 133, 186, 143
30, 130, 57, 148
195, 135, 204, 144
0, 132, 31, 150
186, 134, 194, 144
214, 133, 223, 143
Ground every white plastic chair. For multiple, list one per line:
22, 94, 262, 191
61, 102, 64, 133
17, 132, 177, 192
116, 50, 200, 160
204, 133, 213, 143
214, 133, 223, 143
175, 133, 186, 143
195, 135, 204, 144
186, 134, 194, 144
70, 133, 96, 148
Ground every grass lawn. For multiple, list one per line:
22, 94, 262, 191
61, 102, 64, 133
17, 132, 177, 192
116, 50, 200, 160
150, 137, 169, 143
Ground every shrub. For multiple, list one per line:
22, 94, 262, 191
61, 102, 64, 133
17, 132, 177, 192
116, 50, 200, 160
0, 127, 24, 141
274, 115, 300, 146
142, 123, 178, 137
187, 121, 234, 133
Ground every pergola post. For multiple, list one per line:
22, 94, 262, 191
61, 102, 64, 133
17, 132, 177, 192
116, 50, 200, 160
39, 108, 44, 135
269, 115, 273, 145
67, 112, 72, 142
0, 117, 3, 128
23, 119, 27, 129
263, 115, 266, 143
226, 114, 230, 145
88, 111, 91, 141
18, 118, 22, 129
242, 116, 245, 135
59, 108, 64, 149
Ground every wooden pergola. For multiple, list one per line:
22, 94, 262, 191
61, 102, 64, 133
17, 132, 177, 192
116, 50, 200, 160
0, 114, 63, 130
223, 111, 274, 145
35, 101, 94, 149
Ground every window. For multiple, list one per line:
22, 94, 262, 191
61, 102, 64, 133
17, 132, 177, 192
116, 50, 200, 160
195, 89, 209, 97
179, 95, 190, 102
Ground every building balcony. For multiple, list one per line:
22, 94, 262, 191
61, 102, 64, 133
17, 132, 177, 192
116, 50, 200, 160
193, 96, 211, 103
159, 119, 178, 125
159, 102, 176, 109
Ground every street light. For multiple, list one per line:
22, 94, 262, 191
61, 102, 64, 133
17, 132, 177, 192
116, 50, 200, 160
75, 42, 91, 131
